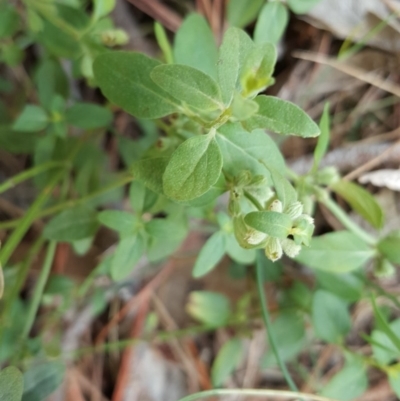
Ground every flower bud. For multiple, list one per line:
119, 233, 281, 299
291, 214, 315, 246
101, 29, 129, 47
285, 201, 303, 220
281, 238, 301, 258
316, 166, 340, 186
233, 215, 267, 249
264, 237, 283, 262
236, 170, 252, 187
374, 259, 396, 279
268, 199, 283, 213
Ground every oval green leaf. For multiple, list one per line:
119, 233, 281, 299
163, 134, 223, 201
0, 366, 23, 401
244, 211, 292, 239
150, 64, 223, 111
93, 52, 179, 119
243, 95, 320, 137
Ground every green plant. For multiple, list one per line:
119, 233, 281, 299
1, 0, 400, 400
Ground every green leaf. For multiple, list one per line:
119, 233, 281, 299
163, 133, 222, 201
372, 297, 400, 352
371, 319, 400, 364
216, 125, 285, 178
93, 52, 178, 119
296, 231, 375, 273
312, 102, 330, 171
129, 181, 158, 214
312, 290, 351, 343
378, 230, 400, 264
217, 27, 254, 105
35, 59, 69, 110
254, 2, 289, 45
146, 216, 187, 261
150, 64, 222, 111
0, 5, 19, 39
186, 291, 231, 327
225, 233, 256, 265
0, 126, 38, 154
211, 338, 244, 387
389, 371, 400, 398
316, 271, 364, 302
267, 166, 297, 209
93, 0, 115, 20
193, 231, 226, 278
65, 103, 112, 129
12, 105, 48, 132
242, 95, 320, 137
287, 0, 321, 14
227, 0, 264, 28
111, 234, 145, 281
173, 14, 218, 79
0, 366, 23, 401
320, 360, 368, 401
132, 156, 170, 194
240, 43, 277, 97
244, 211, 292, 239
332, 180, 384, 229
154, 22, 173, 64
22, 361, 65, 401
230, 94, 259, 121
262, 312, 305, 367
43, 206, 99, 242
98, 210, 137, 235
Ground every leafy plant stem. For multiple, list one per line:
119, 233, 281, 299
255, 251, 299, 392
316, 188, 376, 245
244, 190, 264, 211
0, 236, 45, 340
0, 173, 133, 231
20, 240, 57, 342
0, 161, 66, 195
176, 389, 337, 401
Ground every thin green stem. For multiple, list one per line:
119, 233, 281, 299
244, 190, 264, 211
0, 161, 66, 195
177, 389, 337, 401
21, 241, 57, 341
316, 189, 376, 245
256, 251, 299, 392
0, 174, 133, 231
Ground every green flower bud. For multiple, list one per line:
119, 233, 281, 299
101, 29, 129, 47
233, 215, 267, 249
268, 199, 283, 213
236, 170, 252, 187
374, 259, 396, 279
291, 214, 315, 246
281, 238, 301, 258
285, 201, 303, 220
316, 166, 340, 186
264, 237, 283, 262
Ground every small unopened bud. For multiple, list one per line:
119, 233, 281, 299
374, 259, 396, 278
281, 239, 301, 258
316, 166, 340, 186
101, 29, 129, 47
268, 199, 283, 213
291, 214, 315, 246
236, 170, 252, 187
286, 201, 303, 220
264, 237, 283, 262
233, 215, 267, 249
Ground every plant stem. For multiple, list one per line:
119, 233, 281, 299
0, 173, 133, 231
316, 189, 376, 245
0, 161, 66, 195
256, 251, 299, 392
21, 240, 57, 341
244, 190, 264, 211
176, 389, 337, 401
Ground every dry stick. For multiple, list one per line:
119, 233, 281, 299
152, 292, 201, 393
343, 138, 400, 181
293, 50, 400, 98
111, 299, 150, 401
125, 0, 181, 32
95, 259, 177, 346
